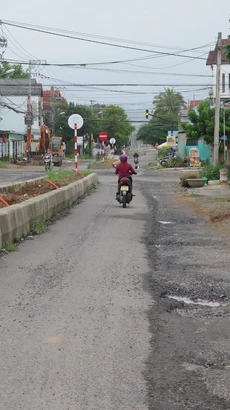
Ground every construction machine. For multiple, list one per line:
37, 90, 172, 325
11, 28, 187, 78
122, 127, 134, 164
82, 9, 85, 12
36, 125, 51, 154
50, 136, 64, 166
33, 125, 64, 166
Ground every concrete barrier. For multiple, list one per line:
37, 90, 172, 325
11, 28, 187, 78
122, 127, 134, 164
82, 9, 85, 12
0, 173, 98, 248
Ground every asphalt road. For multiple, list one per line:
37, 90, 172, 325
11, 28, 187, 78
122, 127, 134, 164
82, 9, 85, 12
0, 155, 153, 410
1, 153, 230, 409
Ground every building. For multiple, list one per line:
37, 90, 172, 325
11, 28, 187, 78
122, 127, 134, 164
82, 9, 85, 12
206, 38, 230, 104
0, 78, 43, 160
43, 88, 66, 112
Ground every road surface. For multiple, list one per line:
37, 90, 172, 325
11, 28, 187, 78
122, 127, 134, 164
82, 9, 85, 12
1, 153, 230, 409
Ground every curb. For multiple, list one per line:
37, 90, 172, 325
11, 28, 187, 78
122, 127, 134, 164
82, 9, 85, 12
0, 173, 98, 248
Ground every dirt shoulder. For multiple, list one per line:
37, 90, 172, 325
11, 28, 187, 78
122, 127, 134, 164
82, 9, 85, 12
175, 184, 230, 238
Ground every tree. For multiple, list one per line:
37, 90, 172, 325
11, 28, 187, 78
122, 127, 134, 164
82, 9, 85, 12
153, 87, 185, 120
100, 105, 135, 147
44, 102, 96, 141
136, 117, 169, 145
136, 88, 184, 145
0, 61, 29, 78
225, 39, 230, 62
181, 99, 230, 144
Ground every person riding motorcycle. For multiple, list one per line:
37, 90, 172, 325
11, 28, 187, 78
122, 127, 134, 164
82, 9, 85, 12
115, 154, 137, 195
44, 148, 53, 166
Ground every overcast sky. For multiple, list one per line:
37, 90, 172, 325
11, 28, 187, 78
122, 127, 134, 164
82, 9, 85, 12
1, 0, 230, 120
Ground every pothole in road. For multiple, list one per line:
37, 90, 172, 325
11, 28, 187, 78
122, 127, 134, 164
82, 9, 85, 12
168, 295, 221, 307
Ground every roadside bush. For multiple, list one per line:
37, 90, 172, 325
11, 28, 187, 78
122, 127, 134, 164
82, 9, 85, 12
157, 148, 168, 159
199, 164, 226, 181
162, 158, 186, 168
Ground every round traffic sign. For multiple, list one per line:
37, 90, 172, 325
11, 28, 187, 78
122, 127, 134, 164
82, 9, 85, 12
110, 138, 116, 145
68, 114, 84, 130
99, 132, 108, 142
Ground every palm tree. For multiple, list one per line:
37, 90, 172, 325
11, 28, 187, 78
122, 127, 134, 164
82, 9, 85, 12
153, 88, 185, 118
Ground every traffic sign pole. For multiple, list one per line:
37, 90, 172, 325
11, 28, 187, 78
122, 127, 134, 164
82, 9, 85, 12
68, 114, 84, 171
74, 123, 78, 169
101, 141, 105, 162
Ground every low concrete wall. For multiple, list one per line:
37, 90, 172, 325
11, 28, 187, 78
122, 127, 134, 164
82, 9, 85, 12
0, 173, 98, 248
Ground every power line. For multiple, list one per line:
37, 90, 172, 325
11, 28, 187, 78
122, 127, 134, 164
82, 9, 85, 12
1, 20, 209, 61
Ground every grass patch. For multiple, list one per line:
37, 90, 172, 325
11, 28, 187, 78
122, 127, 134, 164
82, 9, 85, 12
148, 162, 157, 167
3, 242, 17, 251
0, 161, 7, 169
30, 219, 47, 235
188, 193, 201, 198
206, 197, 230, 203
45, 169, 91, 185
10, 184, 20, 193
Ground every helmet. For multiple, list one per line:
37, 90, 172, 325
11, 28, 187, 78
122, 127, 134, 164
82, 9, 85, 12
120, 154, 127, 162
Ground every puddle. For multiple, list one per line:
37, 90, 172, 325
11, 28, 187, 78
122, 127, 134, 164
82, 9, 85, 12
159, 221, 172, 225
168, 295, 220, 307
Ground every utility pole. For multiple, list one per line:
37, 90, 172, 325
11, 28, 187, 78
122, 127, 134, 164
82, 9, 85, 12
25, 60, 32, 160
50, 86, 55, 135
213, 32, 222, 165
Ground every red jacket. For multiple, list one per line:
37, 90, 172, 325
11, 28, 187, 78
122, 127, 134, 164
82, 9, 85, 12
115, 162, 137, 179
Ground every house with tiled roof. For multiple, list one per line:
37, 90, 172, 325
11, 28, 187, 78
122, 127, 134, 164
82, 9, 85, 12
43, 88, 67, 112
206, 38, 230, 104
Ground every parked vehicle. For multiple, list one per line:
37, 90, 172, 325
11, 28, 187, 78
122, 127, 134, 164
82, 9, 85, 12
116, 177, 133, 208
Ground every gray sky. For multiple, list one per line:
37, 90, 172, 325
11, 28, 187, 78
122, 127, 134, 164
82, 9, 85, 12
1, 0, 230, 120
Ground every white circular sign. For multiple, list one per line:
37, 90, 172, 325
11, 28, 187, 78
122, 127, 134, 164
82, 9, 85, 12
110, 138, 116, 144
68, 114, 84, 130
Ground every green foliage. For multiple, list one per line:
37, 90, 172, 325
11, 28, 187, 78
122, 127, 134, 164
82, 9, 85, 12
137, 88, 184, 145
153, 87, 185, 118
136, 119, 169, 145
43, 102, 134, 148
181, 100, 230, 145
225, 41, 230, 62
0, 161, 6, 168
199, 163, 226, 180
30, 220, 46, 235
3, 242, 17, 251
157, 148, 168, 159
0, 61, 29, 78
101, 105, 135, 147
162, 158, 185, 168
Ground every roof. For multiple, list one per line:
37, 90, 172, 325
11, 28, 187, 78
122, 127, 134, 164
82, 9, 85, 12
189, 100, 201, 109
206, 39, 230, 66
43, 89, 67, 111
0, 78, 42, 96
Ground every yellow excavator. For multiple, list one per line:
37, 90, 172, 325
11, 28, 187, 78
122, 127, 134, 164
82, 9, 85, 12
35, 126, 64, 166
50, 136, 64, 167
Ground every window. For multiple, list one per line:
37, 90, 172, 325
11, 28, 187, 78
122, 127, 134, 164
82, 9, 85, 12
222, 73, 226, 93
186, 139, 198, 146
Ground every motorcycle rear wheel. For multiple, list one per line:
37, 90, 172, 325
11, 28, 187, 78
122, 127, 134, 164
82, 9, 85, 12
122, 195, 127, 208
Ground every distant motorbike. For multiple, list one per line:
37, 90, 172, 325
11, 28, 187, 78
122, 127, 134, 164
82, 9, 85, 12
116, 177, 133, 208
134, 157, 139, 169
44, 155, 52, 171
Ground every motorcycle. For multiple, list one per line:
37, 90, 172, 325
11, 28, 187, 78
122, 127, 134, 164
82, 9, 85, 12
44, 155, 52, 171
133, 157, 139, 169
116, 177, 133, 208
